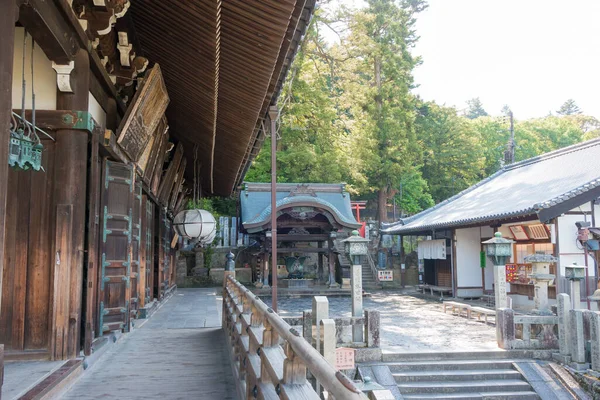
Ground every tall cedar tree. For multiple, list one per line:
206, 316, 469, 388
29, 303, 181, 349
344, 0, 427, 222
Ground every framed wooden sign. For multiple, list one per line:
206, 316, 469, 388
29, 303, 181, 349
509, 225, 529, 241
116, 64, 169, 162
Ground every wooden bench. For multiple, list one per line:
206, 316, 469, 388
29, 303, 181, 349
443, 301, 471, 319
471, 307, 496, 324
428, 285, 453, 299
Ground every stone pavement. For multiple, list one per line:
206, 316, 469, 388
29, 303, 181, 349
2, 360, 63, 399
265, 291, 499, 353
61, 288, 235, 400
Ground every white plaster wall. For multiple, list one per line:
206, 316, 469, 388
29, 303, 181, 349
89, 92, 107, 129
455, 227, 483, 288
12, 27, 57, 110
557, 214, 595, 276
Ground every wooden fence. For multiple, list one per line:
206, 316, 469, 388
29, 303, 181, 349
223, 275, 367, 400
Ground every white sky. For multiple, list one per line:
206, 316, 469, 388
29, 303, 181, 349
323, 0, 600, 119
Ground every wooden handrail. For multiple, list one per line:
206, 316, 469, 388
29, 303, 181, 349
366, 252, 380, 284
224, 275, 367, 399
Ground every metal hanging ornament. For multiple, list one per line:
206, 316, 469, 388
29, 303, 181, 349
8, 30, 43, 172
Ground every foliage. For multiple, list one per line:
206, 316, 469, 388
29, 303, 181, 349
244, 0, 597, 221
557, 99, 582, 116
186, 196, 236, 217
464, 98, 488, 119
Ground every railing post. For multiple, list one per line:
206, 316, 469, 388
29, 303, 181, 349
283, 342, 307, 385
557, 293, 572, 359
365, 310, 380, 348
590, 311, 600, 372
302, 309, 313, 344
522, 323, 531, 344
569, 309, 587, 367
312, 296, 329, 351
496, 308, 514, 349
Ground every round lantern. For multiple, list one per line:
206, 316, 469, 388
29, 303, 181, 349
173, 209, 217, 244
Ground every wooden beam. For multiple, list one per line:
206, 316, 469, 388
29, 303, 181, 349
52, 49, 90, 360
0, 0, 18, 324
13, 110, 103, 134
268, 248, 334, 254
276, 235, 330, 242
18, 0, 79, 64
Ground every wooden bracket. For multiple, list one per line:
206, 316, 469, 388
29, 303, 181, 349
52, 61, 75, 92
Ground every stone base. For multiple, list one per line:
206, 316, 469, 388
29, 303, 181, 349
552, 353, 572, 364
569, 362, 590, 371
342, 278, 351, 289
354, 347, 382, 363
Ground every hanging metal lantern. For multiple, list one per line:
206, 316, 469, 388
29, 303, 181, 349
31, 142, 43, 171
9, 133, 22, 168
19, 135, 34, 170
173, 209, 217, 244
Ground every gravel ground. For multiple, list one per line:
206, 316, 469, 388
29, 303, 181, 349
263, 292, 499, 353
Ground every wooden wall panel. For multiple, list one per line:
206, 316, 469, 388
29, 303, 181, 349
25, 141, 56, 350
0, 139, 55, 353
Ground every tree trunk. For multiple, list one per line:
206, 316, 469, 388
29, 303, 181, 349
377, 187, 388, 223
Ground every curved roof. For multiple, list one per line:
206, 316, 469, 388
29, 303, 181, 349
240, 183, 361, 232
383, 138, 600, 235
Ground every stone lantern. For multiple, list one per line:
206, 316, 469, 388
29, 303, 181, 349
342, 230, 369, 342
565, 262, 586, 309
524, 252, 557, 314
482, 232, 515, 310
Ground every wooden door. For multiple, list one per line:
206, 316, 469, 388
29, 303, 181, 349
99, 160, 134, 333
142, 196, 154, 304
129, 178, 142, 318
159, 210, 172, 297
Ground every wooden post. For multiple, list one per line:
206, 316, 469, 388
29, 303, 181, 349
0, 0, 18, 318
269, 106, 278, 312
0, 343, 4, 397
52, 49, 89, 359
327, 238, 336, 288
84, 132, 100, 356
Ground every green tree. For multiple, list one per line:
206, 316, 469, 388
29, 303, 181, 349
557, 99, 582, 116
341, 0, 427, 222
416, 101, 485, 202
464, 97, 488, 119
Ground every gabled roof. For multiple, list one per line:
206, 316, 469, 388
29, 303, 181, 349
383, 138, 600, 235
240, 182, 361, 232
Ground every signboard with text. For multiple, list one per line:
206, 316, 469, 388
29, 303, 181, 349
378, 270, 393, 281
335, 347, 355, 370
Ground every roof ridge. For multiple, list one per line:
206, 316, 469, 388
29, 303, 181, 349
387, 167, 508, 229
504, 137, 600, 171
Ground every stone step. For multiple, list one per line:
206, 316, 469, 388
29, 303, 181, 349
384, 360, 518, 372
382, 350, 542, 362
401, 391, 540, 400
393, 369, 522, 383
397, 379, 532, 394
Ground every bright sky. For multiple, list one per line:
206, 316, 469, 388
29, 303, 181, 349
412, 0, 600, 118
323, 0, 600, 119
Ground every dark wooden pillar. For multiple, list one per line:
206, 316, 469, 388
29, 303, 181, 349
327, 238, 336, 288
51, 49, 89, 360
317, 241, 324, 283
0, 0, 18, 317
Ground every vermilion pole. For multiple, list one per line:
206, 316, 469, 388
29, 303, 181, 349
269, 106, 279, 312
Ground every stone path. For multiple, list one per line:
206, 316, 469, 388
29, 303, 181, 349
266, 291, 499, 353
61, 288, 235, 400
2, 360, 63, 399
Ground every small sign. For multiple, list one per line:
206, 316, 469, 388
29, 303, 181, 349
378, 270, 393, 281
335, 347, 355, 370
480, 251, 486, 268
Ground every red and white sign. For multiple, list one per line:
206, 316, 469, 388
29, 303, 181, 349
378, 270, 393, 281
335, 347, 355, 370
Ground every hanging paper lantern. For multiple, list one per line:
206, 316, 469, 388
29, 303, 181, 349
173, 209, 217, 244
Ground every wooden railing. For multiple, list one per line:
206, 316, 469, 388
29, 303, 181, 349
223, 275, 367, 400
366, 253, 380, 286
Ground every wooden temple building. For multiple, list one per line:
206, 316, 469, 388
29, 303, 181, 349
240, 183, 361, 288
0, 0, 314, 362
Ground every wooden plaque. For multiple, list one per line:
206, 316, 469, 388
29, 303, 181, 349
116, 64, 169, 162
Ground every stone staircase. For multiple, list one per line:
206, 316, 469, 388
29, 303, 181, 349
360, 352, 562, 400
392, 359, 538, 399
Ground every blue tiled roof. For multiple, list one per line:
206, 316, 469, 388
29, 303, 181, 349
240, 183, 360, 230
382, 138, 600, 235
